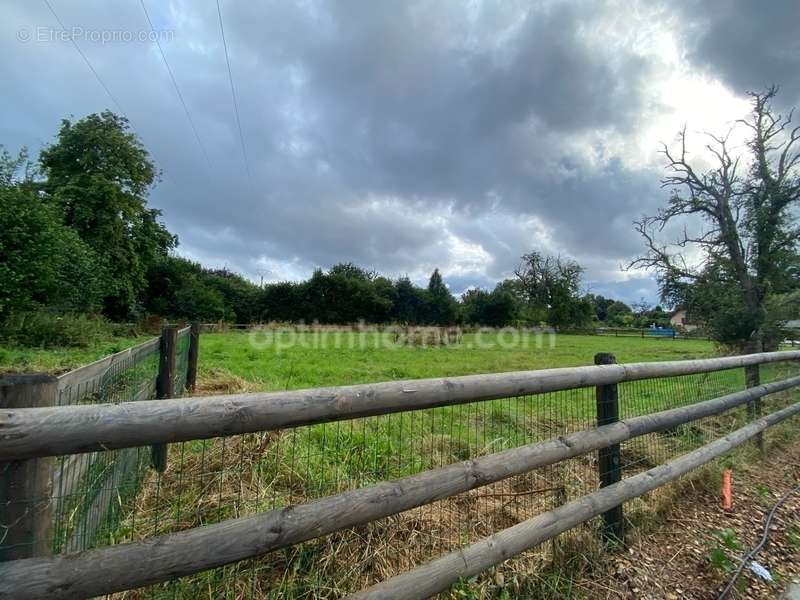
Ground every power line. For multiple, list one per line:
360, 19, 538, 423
42, 0, 158, 165
215, 0, 253, 187
42, 0, 127, 117
139, 0, 211, 169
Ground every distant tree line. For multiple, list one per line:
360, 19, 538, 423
1, 111, 648, 335
139, 254, 673, 329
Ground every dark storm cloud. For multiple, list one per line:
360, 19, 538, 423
682, 0, 800, 104
5, 0, 782, 304
150, 0, 659, 283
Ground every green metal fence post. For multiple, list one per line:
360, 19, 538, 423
0, 374, 57, 560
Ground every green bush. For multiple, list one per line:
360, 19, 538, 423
0, 312, 119, 348
0, 186, 103, 318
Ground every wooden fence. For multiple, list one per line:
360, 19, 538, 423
0, 348, 798, 599
0, 324, 199, 561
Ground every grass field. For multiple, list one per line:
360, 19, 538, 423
0, 330, 717, 380
6, 331, 798, 598
195, 330, 719, 391
0, 336, 143, 374
122, 331, 781, 599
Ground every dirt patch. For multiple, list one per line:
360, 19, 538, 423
575, 439, 800, 599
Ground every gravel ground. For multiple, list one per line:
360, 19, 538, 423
577, 438, 800, 599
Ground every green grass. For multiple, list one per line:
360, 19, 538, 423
196, 331, 718, 391
113, 330, 753, 598
0, 336, 148, 374
0, 330, 719, 380
10, 330, 797, 599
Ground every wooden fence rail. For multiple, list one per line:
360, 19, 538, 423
2, 351, 799, 462
0, 346, 798, 599
0, 324, 198, 564
348, 401, 800, 600
0, 375, 798, 599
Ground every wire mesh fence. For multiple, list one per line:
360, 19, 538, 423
40, 328, 192, 557
173, 328, 191, 396
101, 359, 799, 599
50, 344, 160, 555
2, 343, 798, 599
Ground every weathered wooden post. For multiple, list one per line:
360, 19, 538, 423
153, 325, 178, 471
0, 374, 57, 560
745, 363, 763, 452
595, 352, 624, 544
186, 322, 200, 393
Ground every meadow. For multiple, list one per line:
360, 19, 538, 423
0, 336, 143, 374
6, 331, 798, 598
0, 329, 718, 381
195, 330, 718, 391
119, 331, 783, 598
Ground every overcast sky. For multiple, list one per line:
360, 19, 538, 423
3, 1, 799, 304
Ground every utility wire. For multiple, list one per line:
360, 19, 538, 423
216, 0, 253, 187
139, 0, 211, 169
42, 0, 159, 167
43, 0, 127, 117
717, 482, 800, 599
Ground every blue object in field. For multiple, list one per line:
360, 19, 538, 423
649, 328, 675, 337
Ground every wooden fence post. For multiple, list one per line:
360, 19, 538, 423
153, 326, 178, 472
595, 352, 624, 544
186, 322, 200, 393
0, 374, 57, 560
745, 363, 763, 452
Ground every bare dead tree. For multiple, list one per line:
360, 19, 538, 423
630, 87, 800, 350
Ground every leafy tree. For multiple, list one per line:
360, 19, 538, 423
259, 281, 304, 322
371, 276, 398, 323
425, 269, 457, 324
143, 256, 258, 322
328, 262, 374, 281
514, 252, 583, 310
586, 294, 613, 322
172, 278, 226, 322
547, 287, 592, 329
0, 186, 102, 318
632, 88, 800, 350
765, 289, 800, 342
142, 255, 196, 317
325, 263, 390, 322
0, 146, 37, 189
462, 286, 518, 326
39, 111, 176, 319
205, 269, 259, 323
605, 300, 633, 326
393, 277, 426, 324
512, 252, 590, 328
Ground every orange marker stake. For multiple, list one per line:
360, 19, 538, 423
721, 469, 733, 511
